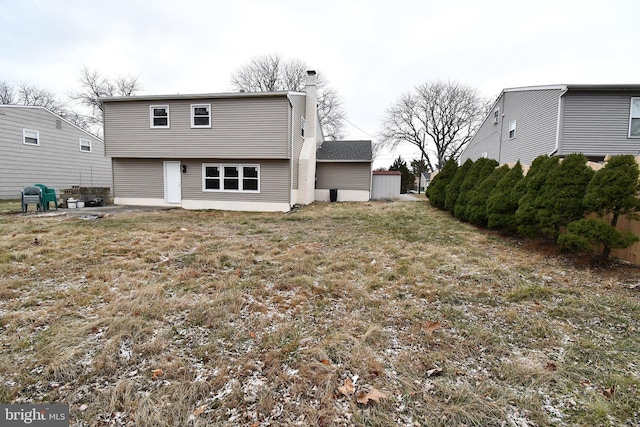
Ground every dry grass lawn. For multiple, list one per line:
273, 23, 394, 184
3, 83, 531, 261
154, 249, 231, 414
0, 199, 638, 426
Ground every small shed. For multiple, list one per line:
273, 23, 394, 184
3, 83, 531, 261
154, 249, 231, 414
371, 171, 401, 200
315, 140, 372, 202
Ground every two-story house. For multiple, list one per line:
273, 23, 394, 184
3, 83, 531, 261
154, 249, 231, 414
461, 84, 640, 165
0, 105, 111, 199
102, 71, 325, 212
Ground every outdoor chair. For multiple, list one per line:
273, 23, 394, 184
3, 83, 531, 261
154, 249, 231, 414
34, 183, 58, 210
21, 186, 42, 213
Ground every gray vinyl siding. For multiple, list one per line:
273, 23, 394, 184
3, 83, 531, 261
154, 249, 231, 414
0, 106, 111, 199
113, 158, 290, 203
112, 158, 164, 198
499, 89, 561, 165
316, 162, 372, 191
461, 96, 505, 163
560, 91, 640, 157
104, 96, 291, 159
462, 89, 561, 166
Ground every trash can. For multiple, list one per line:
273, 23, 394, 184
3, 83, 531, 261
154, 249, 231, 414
329, 189, 338, 202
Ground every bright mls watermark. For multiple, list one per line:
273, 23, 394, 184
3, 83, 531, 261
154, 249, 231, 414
1, 405, 69, 426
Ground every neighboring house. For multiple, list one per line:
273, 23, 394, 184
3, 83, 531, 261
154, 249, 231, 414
0, 105, 111, 199
371, 170, 401, 200
461, 84, 640, 165
414, 171, 430, 192
102, 71, 323, 212
315, 140, 372, 202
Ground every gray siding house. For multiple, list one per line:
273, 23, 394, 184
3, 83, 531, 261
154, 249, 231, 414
0, 105, 111, 199
461, 84, 640, 165
102, 71, 321, 212
315, 140, 372, 202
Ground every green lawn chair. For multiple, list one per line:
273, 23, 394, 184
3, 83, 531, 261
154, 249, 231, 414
34, 184, 58, 210
21, 186, 42, 213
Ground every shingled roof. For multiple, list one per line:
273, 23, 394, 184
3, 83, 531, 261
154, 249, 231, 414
316, 140, 373, 162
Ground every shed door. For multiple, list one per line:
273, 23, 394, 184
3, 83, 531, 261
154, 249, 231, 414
164, 161, 181, 204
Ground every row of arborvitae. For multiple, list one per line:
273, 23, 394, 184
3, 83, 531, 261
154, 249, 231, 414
425, 153, 640, 261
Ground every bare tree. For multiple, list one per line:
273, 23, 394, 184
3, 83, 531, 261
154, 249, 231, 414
231, 53, 346, 140
69, 67, 141, 136
16, 83, 66, 113
379, 80, 490, 171
0, 81, 16, 104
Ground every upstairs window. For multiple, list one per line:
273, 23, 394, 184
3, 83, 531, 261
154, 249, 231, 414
79, 138, 92, 152
493, 108, 500, 124
301, 117, 305, 137
630, 98, 640, 138
150, 105, 170, 128
508, 120, 517, 139
191, 104, 211, 128
23, 129, 39, 145
202, 164, 260, 192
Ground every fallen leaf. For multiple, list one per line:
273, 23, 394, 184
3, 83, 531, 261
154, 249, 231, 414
426, 367, 443, 377
425, 321, 442, 335
249, 331, 257, 340
602, 386, 615, 399
151, 368, 163, 379
320, 359, 331, 365
357, 388, 388, 405
365, 388, 387, 403
338, 378, 355, 396
356, 390, 368, 404
193, 405, 206, 417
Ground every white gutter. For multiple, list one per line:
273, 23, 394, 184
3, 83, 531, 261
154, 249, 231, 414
551, 86, 568, 156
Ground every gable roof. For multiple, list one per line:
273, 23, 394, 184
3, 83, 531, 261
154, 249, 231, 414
316, 140, 372, 162
0, 104, 102, 141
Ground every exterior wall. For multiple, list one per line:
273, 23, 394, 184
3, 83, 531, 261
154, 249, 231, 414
315, 162, 372, 191
103, 96, 291, 159
0, 106, 111, 199
461, 96, 505, 163
314, 189, 370, 202
371, 175, 401, 200
462, 88, 562, 165
560, 90, 640, 158
289, 94, 306, 190
112, 158, 290, 209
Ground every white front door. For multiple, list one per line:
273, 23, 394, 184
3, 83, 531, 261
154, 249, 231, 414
164, 161, 181, 204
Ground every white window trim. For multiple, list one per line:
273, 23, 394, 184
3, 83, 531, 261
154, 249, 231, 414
23, 128, 39, 146
629, 97, 640, 138
301, 116, 306, 137
150, 105, 170, 129
493, 108, 500, 124
191, 103, 212, 128
202, 163, 260, 193
508, 120, 517, 140
79, 138, 92, 153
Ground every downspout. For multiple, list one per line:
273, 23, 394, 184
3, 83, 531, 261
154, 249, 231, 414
551, 86, 568, 156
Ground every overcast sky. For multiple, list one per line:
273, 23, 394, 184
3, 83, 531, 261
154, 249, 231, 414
1, 0, 638, 168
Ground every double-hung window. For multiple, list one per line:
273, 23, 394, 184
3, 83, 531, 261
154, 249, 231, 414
79, 138, 92, 152
23, 129, 39, 145
508, 120, 517, 140
630, 98, 640, 138
191, 104, 211, 128
150, 105, 170, 128
203, 164, 260, 192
